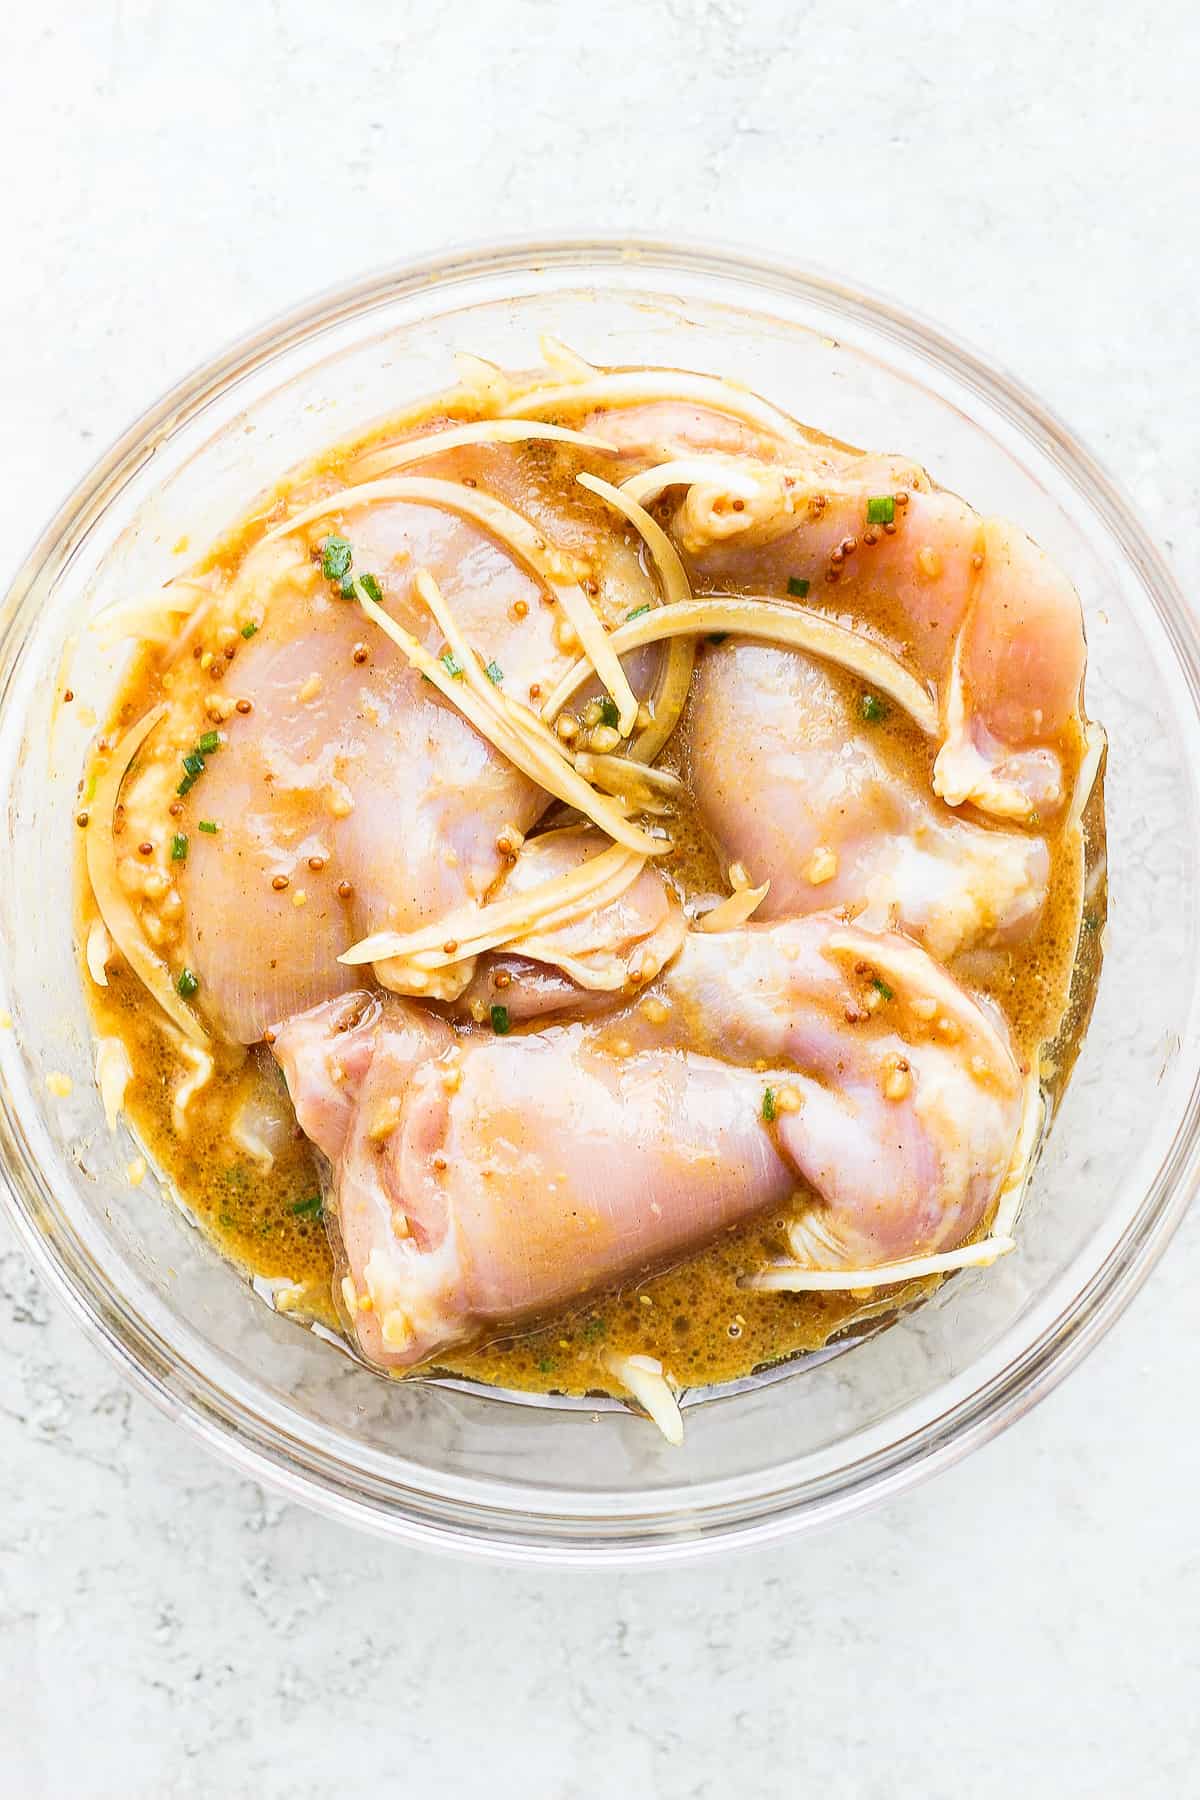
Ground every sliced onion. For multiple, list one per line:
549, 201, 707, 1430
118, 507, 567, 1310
85, 918, 113, 987
95, 1036, 133, 1132
84, 707, 209, 1044
542, 594, 939, 737
602, 1349, 684, 1446
740, 1237, 1016, 1292
990, 1061, 1045, 1240
172, 1041, 215, 1134
349, 420, 617, 482
573, 472, 696, 764
498, 367, 807, 448
698, 881, 770, 932
342, 839, 644, 968
621, 456, 761, 508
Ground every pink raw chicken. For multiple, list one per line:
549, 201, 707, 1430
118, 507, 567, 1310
179, 460, 660, 1042
662, 458, 1086, 820
272, 914, 1022, 1372
688, 642, 1049, 959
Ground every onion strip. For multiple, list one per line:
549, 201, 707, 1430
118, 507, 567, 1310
990, 1061, 1045, 1241
84, 707, 209, 1044
341, 840, 644, 969
621, 456, 761, 508
573, 472, 696, 763
542, 594, 939, 737
349, 420, 617, 483
572, 752, 682, 816
352, 579, 665, 855
740, 1237, 1016, 1293
698, 881, 770, 932
602, 1350, 684, 1447
498, 368, 807, 448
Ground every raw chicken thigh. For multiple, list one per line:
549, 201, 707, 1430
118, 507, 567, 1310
662, 459, 1085, 820
688, 642, 1049, 959
273, 914, 1022, 1371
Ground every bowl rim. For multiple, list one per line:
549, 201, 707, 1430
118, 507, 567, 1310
3, 233, 1197, 1565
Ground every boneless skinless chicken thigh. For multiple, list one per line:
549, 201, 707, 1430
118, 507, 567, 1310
89, 348, 1098, 1415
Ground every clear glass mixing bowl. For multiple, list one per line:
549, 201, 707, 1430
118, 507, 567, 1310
1, 240, 1195, 1564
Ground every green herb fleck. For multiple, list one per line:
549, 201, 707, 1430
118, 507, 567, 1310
1083, 909, 1100, 933
860, 693, 888, 724
871, 975, 894, 1002
597, 696, 620, 729
762, 1087, 777, 1123
290, 1193, 324, 1219
787, 576, 811, 598
240, 621, 259, 639
441, 652, 464, 679
486, 660, 504, 685
582, 1316, 606, 1343
707, 631, 729, 645
197, 819, 218, 835
170, 832, 188, 862
197, 730, 221, 755
176, 967, 199, 1000
866, 495, 896, 526
321, 536, 353, 582
490, 1003, 511, 1036
536, 1356, 556, 1374
626, 603, 651, 621
182, 750, 206, 778
358, 572, 382, 603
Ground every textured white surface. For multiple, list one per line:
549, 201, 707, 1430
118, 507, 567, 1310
2, 3, 1199, 1794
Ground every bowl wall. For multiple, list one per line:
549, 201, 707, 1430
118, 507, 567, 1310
1, 241, 1196, 1561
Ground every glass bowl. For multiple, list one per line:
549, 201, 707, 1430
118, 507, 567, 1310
1, 239, 1195, 1565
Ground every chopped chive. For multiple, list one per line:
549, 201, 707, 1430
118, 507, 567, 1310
860, 693, 887, 724
182, 751, 205, 778
338, 571, 356, 598
597, 697, 620, 729
441, 652, 464, 679
197, 820, 218, 835
762, 1087, 776, 1123
240, 621, 259, 639
871, 975, 894, 1002
707, 631, 729, 645
787, 576, 811, 598
176, 968, 199, 1000
290, 1193, 323, 1218
581, 1316, 606, 1343
626, 603, 651, 621
490, 1003, 511, 1035
358, 572, 382, 603
196, 730, 221, 755
536, 1357, 556, 1374
866, 495, 895, 526
320, 535, 353, 581
170, 832, 188, 862
177, 774, 196, 797
486, 660, 504, 685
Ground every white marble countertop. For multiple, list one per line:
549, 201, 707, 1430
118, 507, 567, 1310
2, 3, 1198, 1793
